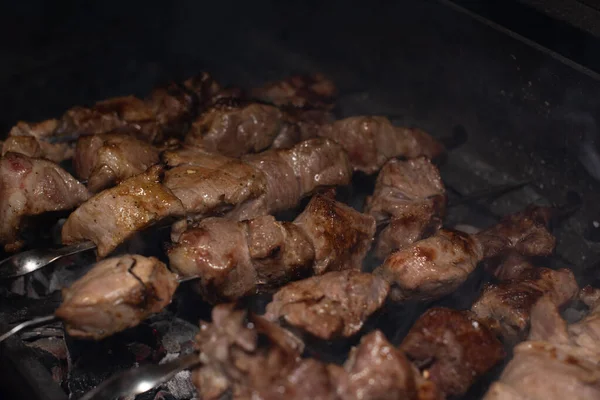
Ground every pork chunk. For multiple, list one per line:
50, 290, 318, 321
55, 255, 178, 340
62, 165, 184, 257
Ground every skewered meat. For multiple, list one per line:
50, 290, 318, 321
192, 304, 303, 400
193, 305, 440, 400
331, 330, 442, 400
471, 267, 578, 342
265, 270, 389, 340
62, 165, 185, 257
74, 132, 160, 192
293, 194, 376, 274
251, 73, 337, 110
185, 99, 285, 157
0, 152, 90, 252
163, 153, 267, 217
476, 205, 556, 259
318, 116, 444, 174
227, 138, 353, 220
484, 293, 600, 400
4, 120, 74, 162
168, 195, 374, 302
365, 157, 446, 258
400, 307, 505, 397
485, 251, 537, 281
271, 108, 335, 149
375, 229, 483, 302
54, 255, 178, 340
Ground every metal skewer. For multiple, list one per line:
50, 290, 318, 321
79, 352, 201, 400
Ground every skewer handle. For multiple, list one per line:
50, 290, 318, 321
79, 352, 201, 400
0, 241, 96, 280
0, 315, 58, 343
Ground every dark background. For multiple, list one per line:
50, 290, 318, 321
2, 0, 600, 398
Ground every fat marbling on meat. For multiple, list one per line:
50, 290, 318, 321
55, 255, 178, 340
401, 307, 505, 397
317, 116, 444, 174
62, 165, 185, 257
365, 157, 446, 258
0, 152, 90, 252
168, 194, 373, 303
265, 270, 389, 340
74, 131, 160, 192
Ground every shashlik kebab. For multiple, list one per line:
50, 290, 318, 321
399, 255, 578, 398
192, 304, 442, 400
483, 286, 600, 400
263, 206, 560, 342
1, 194, 376, 341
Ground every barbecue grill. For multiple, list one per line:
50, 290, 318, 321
2, 1, 600, 399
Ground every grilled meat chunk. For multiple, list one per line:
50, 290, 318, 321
55, 255, 178, 340
163, 152, 266, 216
228, 138, 352, 220
168, 215, 314, 302
265, 270, 389, 340
185, 100, 284, 157
251, 73, 337, 110
0, 152, 90, 252
318, 116, 444, 174
401, 307, 504, 397
294, 195, 376, 274
476, 206, 556, 259
484, 293, 600, 400
375, 229, 483, 302
332, 330, 442, 400
57, 96, 160, 142
5, 120, 73, 162
192, 304, 304, 400
74, 132, 160, 192
365, 157, 446, 258
485, 251, 537, 281
471, 267, 578, 342
62, 165, 185, 257
568, 286, 600, 355
169, 195, 373, 302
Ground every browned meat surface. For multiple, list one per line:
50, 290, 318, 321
485, 251, 537, 281
162, 145, 232, 168
317, 116, 444, 174
6, 120, 74, 162
251, 73, 337, 110
471, 267, 578, 342
265, 270, 389, 340
57, 96, 161, 142
476, 206, 556, 259
365, 157, 446, 258
185, 100, 284, 157
62, 165, 185, 257
401, 307, 504, 397
163, 154, 267, 216
294, 195, 375, 274
0, 152, 90, 252
55, 255, 178, 340
192, 304, 304, 400
74, 132, 160, 192
333, 330, 442, 400
375, 229, 483, 302
193, 305, 440, 400
229, 138, 352, 220
168, 215, 314, 302
271, 108, 334, 149
169, 195, 373, 302
484, 294, 600, 400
